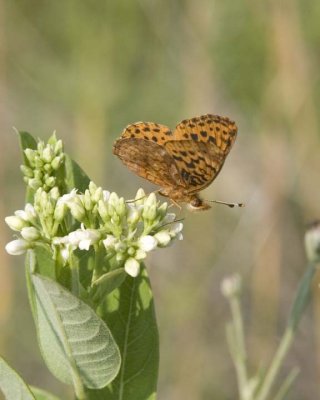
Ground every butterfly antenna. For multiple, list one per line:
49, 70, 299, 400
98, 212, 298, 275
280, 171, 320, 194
208, 200, 244, 208
157, 217, 185, 229
126, 196, 145, 204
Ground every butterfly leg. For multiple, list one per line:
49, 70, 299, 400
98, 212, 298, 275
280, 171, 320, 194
169, 199, 182, 210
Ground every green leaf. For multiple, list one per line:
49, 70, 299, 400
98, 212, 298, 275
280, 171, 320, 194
18, 130, 37, 159
17, 130, 38, 203
64, 154, 90, 193
0, 356, 35, 400
31, 274, 121, 390
91, 269, 127, 304
288, 263, 316, 330
100, 264, 159, 400
30, 386, 61, 400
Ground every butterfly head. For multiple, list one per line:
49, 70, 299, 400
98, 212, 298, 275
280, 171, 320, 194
187, 195, 211, 211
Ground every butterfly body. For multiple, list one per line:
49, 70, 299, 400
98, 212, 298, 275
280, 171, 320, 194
113, 114, 238, 211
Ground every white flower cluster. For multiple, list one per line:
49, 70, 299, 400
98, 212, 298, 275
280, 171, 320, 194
20, 134, 64, 191
5, 183, 183, 277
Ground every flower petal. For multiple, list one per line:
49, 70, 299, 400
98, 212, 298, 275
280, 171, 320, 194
125, 258, 140, 277
139, 235, 158, 252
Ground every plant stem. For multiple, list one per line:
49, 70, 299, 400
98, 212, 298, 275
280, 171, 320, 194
273, 367, 299, 400
256, 263, 316, 400
69, 253, 80, 297
230, 296, 248, 399
256, 327, 294, 400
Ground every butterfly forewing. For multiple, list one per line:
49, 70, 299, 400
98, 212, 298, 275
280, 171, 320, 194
119, 121, 173, 144
174, 114, 237, 155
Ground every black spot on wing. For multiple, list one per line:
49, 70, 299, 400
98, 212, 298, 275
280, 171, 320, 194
191, 133, 198, 141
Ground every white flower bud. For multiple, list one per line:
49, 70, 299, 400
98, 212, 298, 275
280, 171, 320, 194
54, 202, 66, 222
45, 176, 56, 188
127, 207, 140, 226
139, 235, 158, 252
20, 165, 34, 178
5, 216, 28, 231
221, 274, 242, 298
103, 235, 117, 250
24, 149, 36, 165
154, 231, 171, 247
28, 178, 42, 190
89, 181, 97, 194
83, 190, 92, 211
144, 193, 157, 208
5, 239, 31, 255
68, 199, 86, 222
21, 227, 40, 241
162, 213, 176, 224
125, 258, 140, 277
135, 188, 146, 199
67, 228, 100, 250
42, 146, 54, 163
54, 139, 63, 153
57, 189, 78, 206
143, 204, 157, 221
51, 155, 63, 170
127, 247, 136, 256
116, 198, 126, 217
103, 190, 110, 201
169, 222, 183, 236
37, 141, 45, 153
135, 249, 146, 260
98, 200, 109, 220
92, 187, 103, 203
305, 221, 320, 263
49, 187, 59, 200
115, 242, 127, 253
109, 192, 120, 208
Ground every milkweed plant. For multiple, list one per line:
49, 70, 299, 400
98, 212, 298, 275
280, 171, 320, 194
0, 132, 318, 400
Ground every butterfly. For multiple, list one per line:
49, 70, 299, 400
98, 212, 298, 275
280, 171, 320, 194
113, 114, 239, 210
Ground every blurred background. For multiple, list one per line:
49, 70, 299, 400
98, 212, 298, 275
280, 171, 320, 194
1, 0, 320, 399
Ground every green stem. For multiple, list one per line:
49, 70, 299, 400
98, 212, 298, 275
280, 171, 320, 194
230, 296, 248, 399
73, 373, 87, 400
69, 253, 80, 296
273, 367, 299, 400
256, 327, 294, 400
256, 263, 316, 400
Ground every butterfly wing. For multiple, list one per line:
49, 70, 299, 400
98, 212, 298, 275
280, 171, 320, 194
164, 139, 225, 192
164, 114, 238, 193
118, 121, 173, 143
113, 122, 184, 189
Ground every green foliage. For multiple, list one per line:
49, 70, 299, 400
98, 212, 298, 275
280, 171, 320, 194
4, 131, 166, 399
30, 387, 61, 400
28, 272, 121, 389
0, 357, 35, 400
102, 264, 159, 400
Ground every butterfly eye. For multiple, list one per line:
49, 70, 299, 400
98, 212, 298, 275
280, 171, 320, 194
190, 197, 202, 208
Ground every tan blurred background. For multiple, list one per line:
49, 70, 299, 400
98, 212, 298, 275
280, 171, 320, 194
1, 1, 320, 399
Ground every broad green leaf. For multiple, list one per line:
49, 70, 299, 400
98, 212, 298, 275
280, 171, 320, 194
91, 269, 127, 304
101, 264, 159, 400
30, 386, 61, 400
0, 357, 35, 400
31, 274, 121, 390
64, 154, 90, 193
